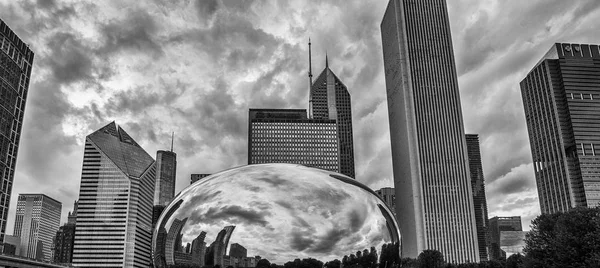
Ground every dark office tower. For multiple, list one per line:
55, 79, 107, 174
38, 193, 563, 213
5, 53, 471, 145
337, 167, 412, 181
488, 216, 522, 260
380, 0, 479, 262
67, 200, 78, 225
53, 223, 75, 264
248, 109, 340, 172
0, 19, 34, 246
154, 150, 176, 206
13, 194, 61, 261
376, 187, 396, 217
466, 134, 490, 261
309, 57, 355, 178
191, 173, 211, 185
520, 43, 600, 214
72, 122, 156, 268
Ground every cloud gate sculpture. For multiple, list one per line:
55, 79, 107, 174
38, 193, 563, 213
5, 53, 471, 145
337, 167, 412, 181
153, 164, 400, 267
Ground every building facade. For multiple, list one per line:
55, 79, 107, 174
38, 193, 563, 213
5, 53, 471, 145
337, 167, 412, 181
488, 216, 523, 260
13, 194, 61, 261
375, 187, 396, 217
0, 19, 34, 245
309, 59, 356, 178
72, 122, 156, 267
466, 134, 490, 260
248, 109, 339, 173
154, 150, 176, 206
191, 174, 211, 185
381, 0, 480, 262
53, 223, 75, 264
520, 43, 600, 214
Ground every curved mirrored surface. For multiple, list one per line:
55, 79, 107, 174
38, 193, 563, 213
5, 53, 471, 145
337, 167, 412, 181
153, 164, 400, 267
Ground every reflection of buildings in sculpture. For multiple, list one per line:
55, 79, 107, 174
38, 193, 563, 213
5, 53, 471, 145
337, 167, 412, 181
488, 216, 523, 260
191, 232, 207, 266
229, 243, 247, 258
153, 199, 183, 268
207, 226, 236, 267
377, 204, 400, 243
165, 218, 188, 265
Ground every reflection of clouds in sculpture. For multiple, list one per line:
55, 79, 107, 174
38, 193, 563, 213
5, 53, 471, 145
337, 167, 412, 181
155, 164, 399, 264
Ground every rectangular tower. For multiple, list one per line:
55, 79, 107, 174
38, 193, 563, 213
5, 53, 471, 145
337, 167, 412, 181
248, 109, 340, 173
520, 43, 600, 214
381, 0, 480, 262
0, 19, 35, 245
190, 174, 211, 185
155, 150, 176, 206
465, 134, 490, 261
72, 122, 156, 267
13, 194, 62, 262
375, 187, 396, 217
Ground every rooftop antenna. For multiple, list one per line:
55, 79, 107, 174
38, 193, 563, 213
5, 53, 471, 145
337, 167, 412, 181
325, 50, 329, 69
170, 132, 174, 152
308, 38, 313, 119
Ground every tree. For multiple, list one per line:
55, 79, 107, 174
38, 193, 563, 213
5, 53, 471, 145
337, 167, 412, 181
417, 249, 445, 268
325, 259, 341, 268
506, 253, 524, 268
257, 259, 272, 268
523, 207, 600, 267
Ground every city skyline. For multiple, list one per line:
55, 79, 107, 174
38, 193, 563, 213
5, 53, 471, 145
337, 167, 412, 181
2, 0, 600, 234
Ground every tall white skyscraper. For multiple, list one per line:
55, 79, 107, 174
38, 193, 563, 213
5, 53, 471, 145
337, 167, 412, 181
72, 122, 156, 267
13, 194, 61, 261
381, 0, 480, 262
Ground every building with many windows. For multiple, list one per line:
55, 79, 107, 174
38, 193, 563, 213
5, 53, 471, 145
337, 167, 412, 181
0, 18, 34, 246
191, 174, 211, 185
154, 150, 176, 206
375, 187, 396, 217
248, 109, 339, 173
13, 194, 61, 262
466, 134, 490, 260
521, 43, 600, 214
53, 223, 75, 264
381, 0, 480, 262
310, 57, 355, 178
72, 122, 156, 267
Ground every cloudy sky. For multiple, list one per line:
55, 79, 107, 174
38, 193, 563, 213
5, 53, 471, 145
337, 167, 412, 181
2, 0, 600, 234
162, 164, 394, 263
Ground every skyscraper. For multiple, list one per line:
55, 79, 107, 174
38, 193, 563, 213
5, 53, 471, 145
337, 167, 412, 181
376, 187, 396, 217
248, 109, 339, 173
13, 194, 61, 261
154, 150, 176, 206
466, 134, 490, 261
0, 19, 35, 245
309, 57, 356, 178
53, 223, 75, 264
381, 0, 480, 262
190, 174, 211, 185
72, 122, 156, 267
520, 43, 600, 214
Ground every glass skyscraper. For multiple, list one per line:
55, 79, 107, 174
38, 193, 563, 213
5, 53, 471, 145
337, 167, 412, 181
381, 0, 480, 262
248, 109, 339, 173
310, 59, 355, 178
521, 43, 600, 214
154, 150, 176, 206
72, 122, 156, 268
466, 134, 490, 261
0, 19, 34, 245
13, 194, 61, 262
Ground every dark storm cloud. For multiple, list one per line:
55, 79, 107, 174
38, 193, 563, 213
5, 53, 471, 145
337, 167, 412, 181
98, 9, 164, 58
45, 32, 94, 84
290, 231, 315, 251
310, 227, 349, 253
194, 0, 219, 22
